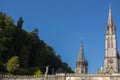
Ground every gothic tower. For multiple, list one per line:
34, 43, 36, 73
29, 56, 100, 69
104, 6, 120, 73
75, 42, 88, 74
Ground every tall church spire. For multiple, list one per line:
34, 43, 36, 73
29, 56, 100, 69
104, 5, 119, 73
77, 41, 85, 62
75, 41, 88, 74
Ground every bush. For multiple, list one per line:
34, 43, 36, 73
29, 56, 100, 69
34, 68, 42, 76
6, 56, 19, 74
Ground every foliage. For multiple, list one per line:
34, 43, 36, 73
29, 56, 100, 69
6, 56, 19, 73
0, 12, 14, 27
0, 12, 73, 75
34, 68, 42, 76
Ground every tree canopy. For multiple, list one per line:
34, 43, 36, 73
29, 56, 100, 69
0, 12, 73, 75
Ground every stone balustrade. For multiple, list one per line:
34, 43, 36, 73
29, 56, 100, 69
66, 73, 120, 77
0, 73, 120, 80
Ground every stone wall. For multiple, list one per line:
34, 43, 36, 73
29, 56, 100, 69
0, 73, 120, 80
66, 73, 120, 80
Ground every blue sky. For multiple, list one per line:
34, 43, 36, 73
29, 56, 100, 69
0, 0, 120, 73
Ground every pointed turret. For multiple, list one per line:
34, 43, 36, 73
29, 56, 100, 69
77, 42, 85, 62
75, 42, 88, 74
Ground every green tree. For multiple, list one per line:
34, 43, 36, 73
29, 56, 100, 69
0, 12, 15, 64
32, 28, 39, 35
0, 12, 14, 27
6, 56, 19, 73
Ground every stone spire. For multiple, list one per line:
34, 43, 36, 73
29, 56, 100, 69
108, 4, 113, 26
104, 5, 119, 73
75, 41, 88, 74
106, 5, 116, 35
77, 42, 85, 62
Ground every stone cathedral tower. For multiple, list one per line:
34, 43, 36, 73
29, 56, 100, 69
75, 42, 88, 74
104, 6, 120, 73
